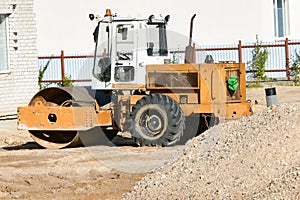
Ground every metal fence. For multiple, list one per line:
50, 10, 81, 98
38, 38, 300, 85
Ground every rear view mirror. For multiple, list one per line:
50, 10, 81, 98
89, 14, 95, 21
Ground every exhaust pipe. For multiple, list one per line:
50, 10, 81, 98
185, 14, 196, 64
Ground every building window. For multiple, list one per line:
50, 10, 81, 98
0, 15, 9, 71
273, 0, 290, 37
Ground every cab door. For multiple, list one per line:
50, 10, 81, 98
112, 23, 137, 84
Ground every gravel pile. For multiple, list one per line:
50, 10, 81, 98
122, 103, 300, 199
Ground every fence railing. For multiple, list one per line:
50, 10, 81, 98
38, 38, 300, 85
171, 38, 300, 80
38, 50, 94, 86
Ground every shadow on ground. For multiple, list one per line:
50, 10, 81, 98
2, 135, 138, 151
2, 115, 212, 151
2, 142, 43, 150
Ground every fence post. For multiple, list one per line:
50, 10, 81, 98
238, 40, 243, 64
61, 50, 65, 86
285, 38, 290, 81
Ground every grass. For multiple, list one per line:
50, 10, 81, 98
246, 83, 264, 88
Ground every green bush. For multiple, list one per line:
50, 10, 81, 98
291, 51, 300, 85
57, 75, 73, 87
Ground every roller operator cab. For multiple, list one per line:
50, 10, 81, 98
17, 9, 253, 149
90, 9, 170, 90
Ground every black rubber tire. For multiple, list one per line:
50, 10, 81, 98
129, 94, 185, 147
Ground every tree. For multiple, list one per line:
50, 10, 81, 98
38, 57, 52, 90
249, 35, 269, 84
38, 57, 73, 89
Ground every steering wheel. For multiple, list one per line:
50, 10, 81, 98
118, 52, 131, 60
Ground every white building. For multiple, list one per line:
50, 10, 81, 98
170, 0, 300, 47
33, 0, 300, 53
0, 0, 38, 118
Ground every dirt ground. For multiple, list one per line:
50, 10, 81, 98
0, 86, 299, 200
